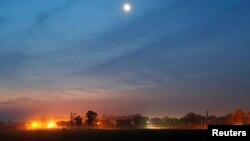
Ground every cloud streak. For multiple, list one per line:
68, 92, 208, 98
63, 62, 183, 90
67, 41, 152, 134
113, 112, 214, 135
0, 97, 40, 105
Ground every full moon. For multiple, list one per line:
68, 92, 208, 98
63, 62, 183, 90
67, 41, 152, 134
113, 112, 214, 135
123, 3, 131, 12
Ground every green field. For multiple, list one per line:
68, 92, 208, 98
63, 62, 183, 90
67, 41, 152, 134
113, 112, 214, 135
0, 129, 208, 141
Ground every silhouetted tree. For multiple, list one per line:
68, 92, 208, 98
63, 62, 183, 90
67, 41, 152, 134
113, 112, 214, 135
56, 121, 70, 128
227, 109, 248, 125
69, 112, 77, 126
86, 111, 98, 127
68, 112, 83, 127
116, 119, 133, 128
74, 116, 83, 126
99, 115, 116, 128
163, 116, 182, 127
150, 117, 163, 127
181, 113, 206, 125
216, 116, 228, 125
132, 114, 149, 128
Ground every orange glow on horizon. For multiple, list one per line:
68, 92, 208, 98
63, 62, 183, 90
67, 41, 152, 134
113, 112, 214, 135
27, 120, 57, 130
47, 121, 57, 128
30, 121, 42, 129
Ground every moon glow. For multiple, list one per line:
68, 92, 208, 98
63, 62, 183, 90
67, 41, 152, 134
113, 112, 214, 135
123, 3, 131, 12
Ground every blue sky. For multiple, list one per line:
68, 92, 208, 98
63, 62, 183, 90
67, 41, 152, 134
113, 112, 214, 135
0, 0, 250, 120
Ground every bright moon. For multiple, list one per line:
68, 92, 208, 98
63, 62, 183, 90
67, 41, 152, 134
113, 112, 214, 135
123, 4, 131, 12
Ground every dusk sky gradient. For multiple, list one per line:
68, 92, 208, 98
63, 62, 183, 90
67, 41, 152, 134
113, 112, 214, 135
0, 0, 250, 121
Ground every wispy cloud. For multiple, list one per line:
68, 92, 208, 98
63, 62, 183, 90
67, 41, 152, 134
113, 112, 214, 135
33, 0, 72, 27
0, 97, 41, 105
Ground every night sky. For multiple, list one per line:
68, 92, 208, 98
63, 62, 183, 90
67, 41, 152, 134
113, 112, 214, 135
0, 0, 250, 121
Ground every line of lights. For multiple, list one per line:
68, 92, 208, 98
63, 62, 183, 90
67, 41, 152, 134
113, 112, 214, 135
27, 121, 57, 130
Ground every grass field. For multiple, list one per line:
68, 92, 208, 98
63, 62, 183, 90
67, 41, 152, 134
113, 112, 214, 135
0, 129, 208, 141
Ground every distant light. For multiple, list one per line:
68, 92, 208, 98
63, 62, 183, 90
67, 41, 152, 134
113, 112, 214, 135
28, 120, 57, 129
47, 121, 57, 128
97, 122, 101, 125
31, 122, 38, 128
31, 121, 41, 129
123, 3, 131, 12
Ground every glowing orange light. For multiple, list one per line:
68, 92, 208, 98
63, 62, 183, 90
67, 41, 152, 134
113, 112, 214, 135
31, 121, 41, 129
27, 120, 57, 130
47, 121, 57, 128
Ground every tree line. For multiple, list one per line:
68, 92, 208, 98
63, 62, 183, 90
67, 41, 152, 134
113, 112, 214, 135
57, 110, 98, 128
0, 109, 249, 130
55, 109, 250, 129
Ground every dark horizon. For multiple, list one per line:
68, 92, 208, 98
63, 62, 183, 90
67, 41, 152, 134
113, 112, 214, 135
1, 0, 250, 121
